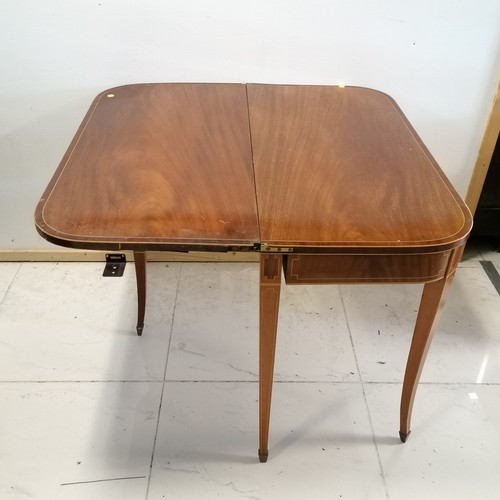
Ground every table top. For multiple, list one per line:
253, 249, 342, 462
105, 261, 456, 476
35, 83, 472, 253
35, 84, 260, 251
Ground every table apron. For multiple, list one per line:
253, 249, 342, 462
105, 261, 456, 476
283, 251, 452, 284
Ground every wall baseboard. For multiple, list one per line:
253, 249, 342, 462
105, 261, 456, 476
0, 249, 259, 263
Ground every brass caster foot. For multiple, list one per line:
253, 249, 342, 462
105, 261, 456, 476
258, 449, 268, 463
136, 325, 144, 336
399, 430, 410, 443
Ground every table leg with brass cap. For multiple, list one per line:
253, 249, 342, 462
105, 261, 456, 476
399, 246, 463, 442
134, 251, 146, 336
259, 254, 282, 462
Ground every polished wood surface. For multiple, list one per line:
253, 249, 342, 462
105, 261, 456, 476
399, 245, 464, 441
35, 84, 259, 250
284, 252, 451, 284
258, 254, 282, 463
248, 84, 471, 251
35, 83, 473, 463
133, 251, 146, 336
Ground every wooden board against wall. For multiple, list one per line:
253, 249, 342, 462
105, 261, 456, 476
466, 80, 500, 216
0, 249, 259, 262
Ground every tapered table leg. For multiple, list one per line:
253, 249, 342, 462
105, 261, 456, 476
259, 253, 282, 463
399, 247, 463, 442
134, 251, 146, 336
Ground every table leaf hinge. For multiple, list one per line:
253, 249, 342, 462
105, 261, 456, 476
103, 254, 126, 277
260, 244, 293, 253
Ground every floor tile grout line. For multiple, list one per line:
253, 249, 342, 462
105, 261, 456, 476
144, 262, 182, 500
339, 287, 391, 500
0, 261, 23, 303
61, 475, 146, 486
2, 378, 500, 386
162, 263, 183, 382
144, 372, 166, 500
2, 379, 500, 385
0, 380, 165, 384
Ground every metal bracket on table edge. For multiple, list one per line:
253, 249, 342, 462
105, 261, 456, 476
103, 254, 126, 277
260, 243, 293, 253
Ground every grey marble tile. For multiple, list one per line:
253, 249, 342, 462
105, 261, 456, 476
0, 262, 180, 381
342, 268, 500, 384
148, 381, 387, 499
365, 383, 500, 500
0, 381, 161, 499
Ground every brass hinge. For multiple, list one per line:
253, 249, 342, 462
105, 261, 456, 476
260, 244, 293, 253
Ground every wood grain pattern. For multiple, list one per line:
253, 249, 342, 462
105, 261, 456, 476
399, 245, 463, 441
284, 251, 450, 284
133, 251, 146, 336
248, 84, 472, 251
36, 83, 472, 254
35, 84, 259, 250
259, 253, 282, 463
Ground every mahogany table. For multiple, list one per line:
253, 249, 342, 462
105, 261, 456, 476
35, 83, 472, 462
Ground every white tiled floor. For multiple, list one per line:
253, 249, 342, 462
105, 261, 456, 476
1, 239, 500, 499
